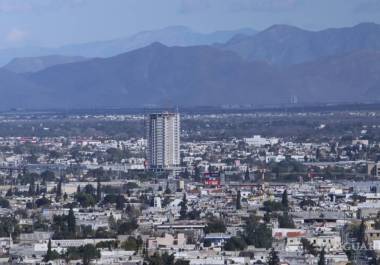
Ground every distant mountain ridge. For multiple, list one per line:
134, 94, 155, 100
0, 42, 380, 109
0, 23, 380, 110
220, 22, 380, 64
4, 55, 89, 73
0, 26, 256, 66
58, 26, 256, 58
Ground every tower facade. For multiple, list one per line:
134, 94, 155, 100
146, 112, 180, 169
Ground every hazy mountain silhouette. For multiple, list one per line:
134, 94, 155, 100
221, 22, 380, 64
0, 43, 380, 109
4, 55, 89, 73
0, 26, 256, 66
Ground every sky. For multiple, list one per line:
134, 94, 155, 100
0, 0, 379, 49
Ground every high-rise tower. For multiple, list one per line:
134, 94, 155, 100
146, 112, 180, 170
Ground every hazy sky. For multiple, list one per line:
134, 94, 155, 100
0, 0, 379, 48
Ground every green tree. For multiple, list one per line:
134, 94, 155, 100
367, 250, 379, 265
117, 219, 138, 235
65, 244, 100, 265
187, 209, 201, 220
84, 184, 96, 196
56, 179, 62, 201
162, 196, 172, 208
357, 219, 366, 246
236, 190, 242, 210
204, 217, 226, 234
96, 240, 118, 250
108, 214, 117, 231
122, 236, 143, 251
300, 238, 318, 256
244, 215, 272, 248
146, 252, 174, 265
281, 190, 289, 209
194, 166, 201, 182
68, 207, 76, 235
5, 188, 12, 197
316, 148, 321, 161
146, 253, 164, 265
81, 244, 100, 265
45, 239, 52, 262
317, 247, 326, 265
182, 168, 190, 179
75, 192, 97, 207
162, 252, 175, 265
0, 217, 18, 239
35, 195, 51, 208
116, 194, 125, 210
278, 212, 295, 228
41, 170, 55, 183
52, 215, 69, 239
263, 200, 284, 212
44, 239, 60, 261
28, 176, 35, 196
244, 168, 250, 181
299, 198, 316, 209
164, 182, 171, 194
374, 212, 380, 229
96, 178, 101, 202
263, 211, 271, 223
179, 193, 188, 219
0, 197, 10, 208
267, 248, 280, 265
224, 236, 247, 251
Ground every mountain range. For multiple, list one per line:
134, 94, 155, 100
0, 23, 380, 109
0, 26, 256, 67
220, 22, 380, 64
4, 55, 88, 73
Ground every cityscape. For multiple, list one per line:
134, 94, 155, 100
1, 1, 380, 264
0, 108, 378, 264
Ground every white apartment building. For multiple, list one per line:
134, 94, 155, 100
146, 112, 180, 169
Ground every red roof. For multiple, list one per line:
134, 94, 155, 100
287, 231, 305, 238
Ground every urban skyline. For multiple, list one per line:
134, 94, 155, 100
0, 1, 379, 265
